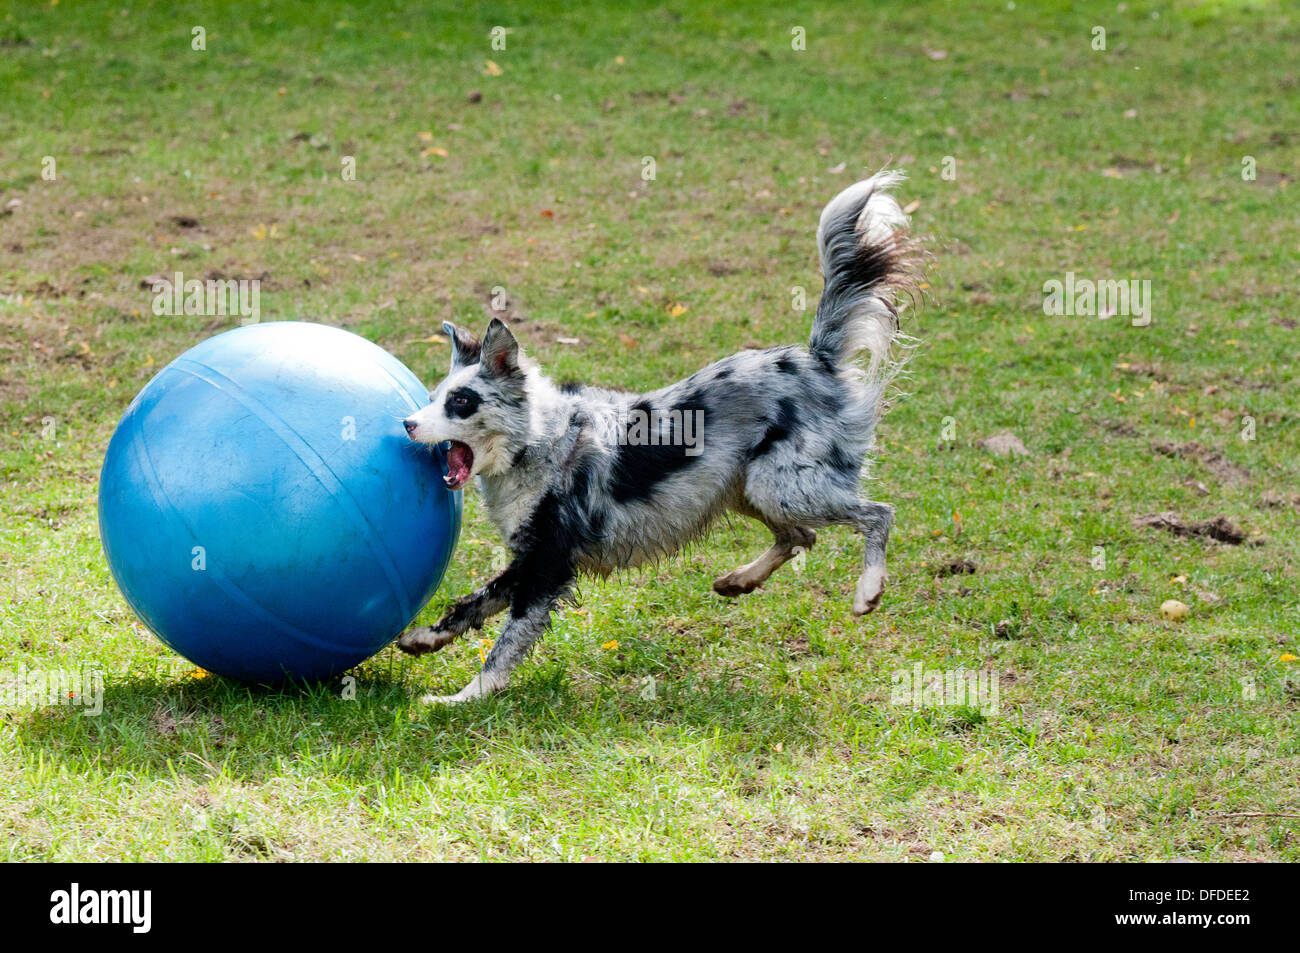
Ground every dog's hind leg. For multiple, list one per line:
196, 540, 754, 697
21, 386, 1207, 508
713, 524, 816, 598
789, 496, 893, 615
842, 500, 894, 615
743, 469, 894, 615
397, 568, 514, 656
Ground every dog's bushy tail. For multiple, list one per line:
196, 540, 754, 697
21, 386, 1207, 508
809, 171, 919, 385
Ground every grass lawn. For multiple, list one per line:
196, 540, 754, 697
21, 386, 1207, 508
1, 0, 1297, 861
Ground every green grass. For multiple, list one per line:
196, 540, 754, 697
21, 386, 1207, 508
2, 0, 1298, 860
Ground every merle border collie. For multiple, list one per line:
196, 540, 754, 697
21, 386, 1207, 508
400, 172, 921, 703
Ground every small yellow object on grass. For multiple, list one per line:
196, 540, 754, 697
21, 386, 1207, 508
601, 639, 619, 651
1160, 599, 1189, 622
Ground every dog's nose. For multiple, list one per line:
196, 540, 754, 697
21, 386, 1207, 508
403, 418, 418, 437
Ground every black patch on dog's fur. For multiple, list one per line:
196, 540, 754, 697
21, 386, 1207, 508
610, 444, 700, 503
569, 460, 592, 502
678, 389, 706, 412
750, 397, 799, 459
828, 442, 859, 474
609, 399, 703, 503
445, 387, 482, 419
510, 562, 571, 616
508, 486, 607, 615
442, 570, 515, 630
812, 351, 838, 374
559, 380, 584, 394
565, 458, 609, 536
775, 354, 798, 375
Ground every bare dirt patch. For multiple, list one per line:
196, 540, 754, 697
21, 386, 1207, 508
1152, 441, 1251, 485
1115, 361, 1168, 381
977, 432, 1029, 457
1259, 492, 1300, 509
934, 558, 977, 577
1133, 511, 1247, 545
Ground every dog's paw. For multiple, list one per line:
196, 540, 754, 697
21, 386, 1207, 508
712, 573, 761, 598
419, 691, 471, 706
852, 566, 886, 616
397, 626, 457, 656
419, 672, 504, 705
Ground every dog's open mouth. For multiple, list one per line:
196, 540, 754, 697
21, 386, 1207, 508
444, 440, 474, 491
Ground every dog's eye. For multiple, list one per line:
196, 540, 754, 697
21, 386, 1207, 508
445, 388, 481, 419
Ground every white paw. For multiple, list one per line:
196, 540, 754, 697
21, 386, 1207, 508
419, 692, 470, 706
418, 672, 505, 705
853, 566, 886, 616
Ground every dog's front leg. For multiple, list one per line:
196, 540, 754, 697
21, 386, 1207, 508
421, 556, 573, 705
418, 603, 550, 704
397, 567, 514, 656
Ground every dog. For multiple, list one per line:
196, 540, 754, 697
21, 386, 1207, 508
399, 171, 920, 703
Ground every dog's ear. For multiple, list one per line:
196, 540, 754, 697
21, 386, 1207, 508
443, 321, 481, 370
480, 318, 523, 381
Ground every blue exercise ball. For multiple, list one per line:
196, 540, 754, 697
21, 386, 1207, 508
98, 321, 461, 683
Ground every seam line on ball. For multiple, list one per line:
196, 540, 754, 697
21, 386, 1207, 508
127, 401, 351, 656
171, 358, 415, 625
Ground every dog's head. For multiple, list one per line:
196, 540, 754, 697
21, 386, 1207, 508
403, 318, 529, 490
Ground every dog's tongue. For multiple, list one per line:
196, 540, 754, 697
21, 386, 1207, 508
445, 441, 472, 490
